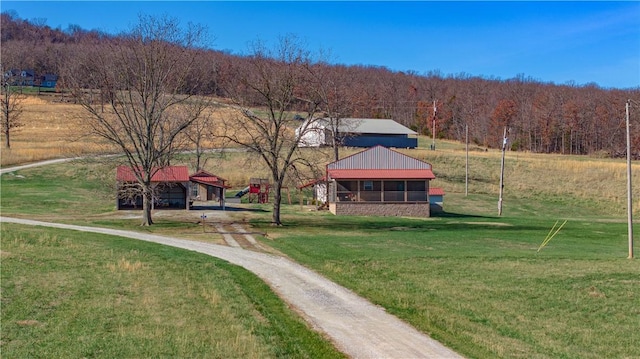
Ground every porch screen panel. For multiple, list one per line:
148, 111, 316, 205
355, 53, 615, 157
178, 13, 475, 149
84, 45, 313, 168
384, 181, 405, 202
407, 181, 427, 202
360, 180, 382, 202
336, 180, 357, 201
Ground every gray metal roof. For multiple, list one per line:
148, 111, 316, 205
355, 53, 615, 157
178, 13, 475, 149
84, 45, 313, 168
318, 118, 417, 135
328, 146, 431, 170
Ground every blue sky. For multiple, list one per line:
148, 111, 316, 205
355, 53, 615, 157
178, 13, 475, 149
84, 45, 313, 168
3, 1, 639, 89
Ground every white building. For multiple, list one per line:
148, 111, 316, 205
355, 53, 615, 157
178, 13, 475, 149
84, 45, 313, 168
296, 118, 417, 148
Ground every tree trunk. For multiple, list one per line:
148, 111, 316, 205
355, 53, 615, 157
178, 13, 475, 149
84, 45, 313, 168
4, 127, 10, 149
195, 147, 202, 171
141, 185, 154, 226
272, 184, 282, 225
332, 125, 340, 162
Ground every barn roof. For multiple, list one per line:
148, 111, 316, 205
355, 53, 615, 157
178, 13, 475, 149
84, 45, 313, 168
344, 118, 417, 135
316, 118, 417, 135
116, 165, 190, 182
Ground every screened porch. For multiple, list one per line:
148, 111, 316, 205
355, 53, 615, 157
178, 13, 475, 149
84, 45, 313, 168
331, 179, 428, 203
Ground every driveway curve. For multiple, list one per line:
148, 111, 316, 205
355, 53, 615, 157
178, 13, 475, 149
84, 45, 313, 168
0, 157, 80, 175
1, 216, 463, 358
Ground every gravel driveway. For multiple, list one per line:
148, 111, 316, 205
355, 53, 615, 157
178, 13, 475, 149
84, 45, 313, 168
2, 216, 463, 358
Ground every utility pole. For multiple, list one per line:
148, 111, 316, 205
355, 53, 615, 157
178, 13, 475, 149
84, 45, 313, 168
431, 100, 436, 150
498, 126, 508, 216
626, 100, 634, 259
465, 124, 469, 197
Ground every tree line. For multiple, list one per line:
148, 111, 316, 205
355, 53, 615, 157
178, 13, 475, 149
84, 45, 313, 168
3, 11, 639, 156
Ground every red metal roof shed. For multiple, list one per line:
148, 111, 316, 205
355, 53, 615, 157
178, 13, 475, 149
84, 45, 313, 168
429, 187, 445, 196
189, 170, 231, 188
116, 166, 190, 182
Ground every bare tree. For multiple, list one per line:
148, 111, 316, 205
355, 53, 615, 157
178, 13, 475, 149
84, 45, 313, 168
220, 36, 322, 225
184, 109, 216, 171
65, 15, 209, 226
0, 65, 24, 149
308, 63, 354, 161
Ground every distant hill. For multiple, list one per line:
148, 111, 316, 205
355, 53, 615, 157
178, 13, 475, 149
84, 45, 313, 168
2, 11, 639, 157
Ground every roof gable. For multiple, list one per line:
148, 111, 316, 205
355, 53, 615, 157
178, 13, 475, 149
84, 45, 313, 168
327, 168, 435, 180
328, 146, 432, 170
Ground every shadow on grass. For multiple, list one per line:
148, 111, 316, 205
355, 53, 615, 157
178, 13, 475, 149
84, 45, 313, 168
432, 211, 492, 219
191, 205, 269, 213
253, 210, 548, 233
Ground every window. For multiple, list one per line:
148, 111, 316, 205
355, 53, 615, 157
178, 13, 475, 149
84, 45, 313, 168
363, 181, 373, 191
359, 181, 382, 201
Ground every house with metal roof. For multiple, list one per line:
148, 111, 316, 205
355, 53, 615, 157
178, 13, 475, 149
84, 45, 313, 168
297, 118, 417, 149
326, 146, 437, 217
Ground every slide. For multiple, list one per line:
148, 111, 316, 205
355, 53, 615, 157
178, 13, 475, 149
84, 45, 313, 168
235, 186, 250, 198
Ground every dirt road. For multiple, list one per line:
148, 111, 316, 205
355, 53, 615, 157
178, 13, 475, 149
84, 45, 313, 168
2, 216, 463, 358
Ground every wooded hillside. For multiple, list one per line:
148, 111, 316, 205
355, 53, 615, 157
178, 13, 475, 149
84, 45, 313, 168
2, 12, 639, 156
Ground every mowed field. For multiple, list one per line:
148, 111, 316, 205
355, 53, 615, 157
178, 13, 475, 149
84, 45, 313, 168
2, 94, 640, 358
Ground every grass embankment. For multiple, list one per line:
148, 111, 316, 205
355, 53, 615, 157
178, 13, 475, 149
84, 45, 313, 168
1, 223, 343, 358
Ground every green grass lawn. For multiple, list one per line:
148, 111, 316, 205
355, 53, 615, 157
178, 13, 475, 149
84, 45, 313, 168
0, 160, 115, 217
0, 223, 344, 359
253, 207, 639, 358
2, 147, 639, 358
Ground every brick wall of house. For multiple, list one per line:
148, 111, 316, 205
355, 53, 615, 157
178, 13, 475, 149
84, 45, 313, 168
330, 202, 430, 217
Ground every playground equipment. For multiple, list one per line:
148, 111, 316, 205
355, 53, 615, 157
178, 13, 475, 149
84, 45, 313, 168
234, 178, 294, 205
235, 186, 250, 198
235, 178, 270, 203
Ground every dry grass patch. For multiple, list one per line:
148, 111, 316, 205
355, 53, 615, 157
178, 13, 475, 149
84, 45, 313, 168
107, 257, 147, 273
2, 96, 115, 166
1, 95, 240, 167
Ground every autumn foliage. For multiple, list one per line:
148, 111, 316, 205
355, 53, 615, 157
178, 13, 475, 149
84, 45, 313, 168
2, 11, 639, 157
